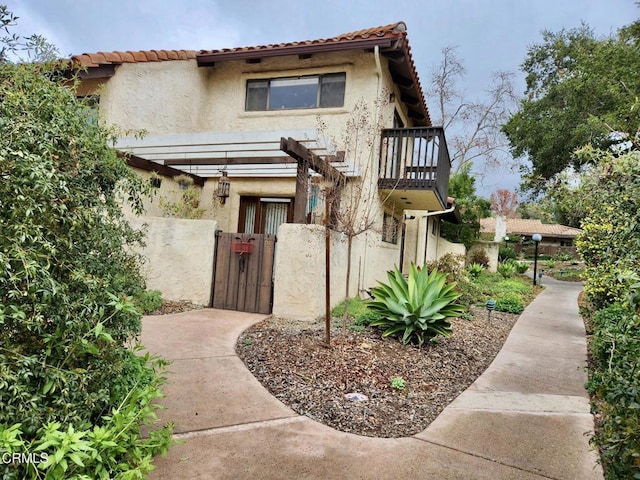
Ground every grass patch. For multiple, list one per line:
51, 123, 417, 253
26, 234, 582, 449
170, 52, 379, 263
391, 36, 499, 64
331, 297, 381, 325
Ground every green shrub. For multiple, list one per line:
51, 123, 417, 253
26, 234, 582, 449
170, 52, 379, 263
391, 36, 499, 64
586, 303, 640, 479
0, 353, 172, 479
427, 253, 466, 283
497, 261, 516, 278
495, 294, 524, 314
331, 297, 380, 325
466, 262, 485, 278
556, 252, 573, 261
498, 246, 516, 262
134, 289, 164, 314
467, 249, 489, 268
368, 264, 465, 346
514, 261, 530, 274
0, 49, 171, 477
545, 259, 557, 269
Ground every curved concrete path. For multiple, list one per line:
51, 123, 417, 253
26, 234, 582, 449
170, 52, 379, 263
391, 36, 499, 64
142, 277, 603, 480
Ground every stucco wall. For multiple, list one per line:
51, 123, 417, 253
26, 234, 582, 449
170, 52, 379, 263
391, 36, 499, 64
469, 241, 500, 273
272, 223, 399, 321
126, 214, 217, 305
97, 52, 393, 143
437, 237, 467, 260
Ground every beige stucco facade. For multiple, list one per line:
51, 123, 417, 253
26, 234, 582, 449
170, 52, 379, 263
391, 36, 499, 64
273, 223, 400, 321
126, 214, 218, 305
83, 47, 462, 318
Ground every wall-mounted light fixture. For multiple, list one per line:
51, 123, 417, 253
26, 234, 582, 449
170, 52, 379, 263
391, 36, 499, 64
217, 171, 230, 205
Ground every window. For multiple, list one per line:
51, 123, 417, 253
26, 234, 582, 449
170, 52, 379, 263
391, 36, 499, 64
246, 73, 345, 111
238, 196, 294, 235
382, 212, 399, 244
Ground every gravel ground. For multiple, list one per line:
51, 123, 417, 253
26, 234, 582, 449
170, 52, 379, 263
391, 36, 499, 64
236, 306, 519, 438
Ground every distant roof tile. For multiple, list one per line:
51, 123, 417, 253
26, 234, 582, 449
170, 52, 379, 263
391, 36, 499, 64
480, 218, 583, 238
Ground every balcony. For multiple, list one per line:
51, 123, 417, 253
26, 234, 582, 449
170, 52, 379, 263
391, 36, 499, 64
378, 127, 451, 211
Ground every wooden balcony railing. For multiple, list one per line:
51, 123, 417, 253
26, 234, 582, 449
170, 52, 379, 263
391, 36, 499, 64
378, 127, 451, 207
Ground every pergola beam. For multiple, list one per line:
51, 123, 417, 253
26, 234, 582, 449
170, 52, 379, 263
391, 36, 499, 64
280, 137, 346, 224
280, 137, 345, 185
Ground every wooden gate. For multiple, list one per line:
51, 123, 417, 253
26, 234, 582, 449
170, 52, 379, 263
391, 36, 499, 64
211, 232, 276, 314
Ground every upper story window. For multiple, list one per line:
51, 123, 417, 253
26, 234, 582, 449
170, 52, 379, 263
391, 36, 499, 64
246, 73, 346, 111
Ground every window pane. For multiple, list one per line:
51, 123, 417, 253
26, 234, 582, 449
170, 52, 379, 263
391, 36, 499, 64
319, 73, 345, 107
246, 80, 268, 111
269, 76, 318, 109
244, 202, 256, 233
264, 203, 288, 235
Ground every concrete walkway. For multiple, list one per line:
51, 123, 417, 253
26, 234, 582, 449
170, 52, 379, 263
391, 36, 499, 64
141, 277, 603, 480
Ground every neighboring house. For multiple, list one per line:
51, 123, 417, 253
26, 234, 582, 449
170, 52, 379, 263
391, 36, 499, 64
72, 21, 462, 319
480, 217, 583, 256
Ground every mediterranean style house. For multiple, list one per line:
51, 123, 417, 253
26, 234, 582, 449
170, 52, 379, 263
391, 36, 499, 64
71, 21, 463, 319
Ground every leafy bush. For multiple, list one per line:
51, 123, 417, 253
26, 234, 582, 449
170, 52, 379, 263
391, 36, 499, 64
556, 252, 573, 262
467, 249, 489, 268
514, 261, 530, 274
495, 294, 524, 314
0, 354, 172, 479
586, 303, 640, 479
368, 264, 465, 346
466, 263, 485, 278
427, 253, 466, 283
498, 246, 517, 262
134, 289, 164, 314
0, 48, 171, 477
576, 149, 640, 311
497, 261, 516, 278
545, 259, 557, 269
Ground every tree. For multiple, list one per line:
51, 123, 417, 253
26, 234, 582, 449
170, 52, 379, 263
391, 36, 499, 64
321, 98, 384, 336
426, 46, 519, 178
503, 20, 640, 191
441, 163, 491, 248
516, 201, 554, 223
0, 9, 171, 478
489, 189, 518, 218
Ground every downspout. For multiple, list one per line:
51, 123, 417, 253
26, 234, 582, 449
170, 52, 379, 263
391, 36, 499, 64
421, 202, 457, 261
361, 46, 384, 292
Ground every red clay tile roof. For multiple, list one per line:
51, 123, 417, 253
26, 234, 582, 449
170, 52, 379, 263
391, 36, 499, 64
480, 218, 583, 238
70, 22, 430, 125
72, 49, 197, 68
197, 21, 408, 57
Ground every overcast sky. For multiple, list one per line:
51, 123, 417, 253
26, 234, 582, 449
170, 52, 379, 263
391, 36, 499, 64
4, 0, 638, 197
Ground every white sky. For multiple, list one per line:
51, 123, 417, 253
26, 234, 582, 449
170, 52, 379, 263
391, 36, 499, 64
4, 0, 638, 197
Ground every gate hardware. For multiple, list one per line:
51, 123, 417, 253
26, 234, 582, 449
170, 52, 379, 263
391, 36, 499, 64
231, 241, 254, 254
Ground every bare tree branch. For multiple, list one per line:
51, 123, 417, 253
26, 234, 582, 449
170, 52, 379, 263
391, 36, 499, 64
426, 47, 520, 180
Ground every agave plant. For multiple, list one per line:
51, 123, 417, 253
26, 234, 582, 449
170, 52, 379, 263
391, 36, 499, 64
497, 260, 516, 278
466, 262, 485, 278
367, 263, 465, 346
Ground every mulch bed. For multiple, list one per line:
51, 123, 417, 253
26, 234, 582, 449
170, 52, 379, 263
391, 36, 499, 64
149, 300, 204, 315
236, 306, 519, 438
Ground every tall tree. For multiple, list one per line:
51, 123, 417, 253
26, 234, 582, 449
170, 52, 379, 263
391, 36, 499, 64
441, 163, 491, 248
489, 189, 518, 218
426, 46, 519, 178
503, 19, 640, 191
